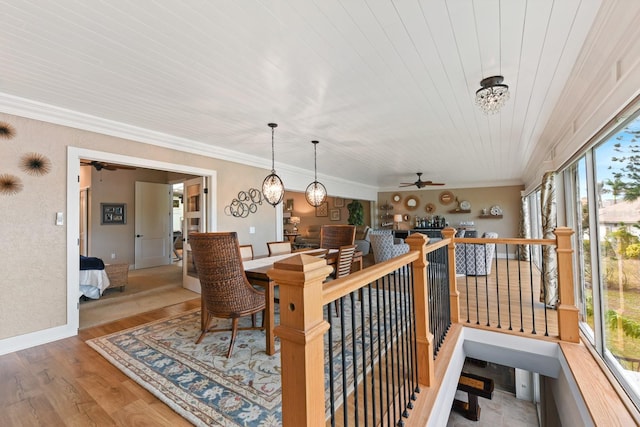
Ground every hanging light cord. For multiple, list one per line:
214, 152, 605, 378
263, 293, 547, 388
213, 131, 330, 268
313, 142, 318, 181
270, 126, 276, 174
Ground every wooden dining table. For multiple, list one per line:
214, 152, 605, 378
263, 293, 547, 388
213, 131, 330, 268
242, 247, 362, 356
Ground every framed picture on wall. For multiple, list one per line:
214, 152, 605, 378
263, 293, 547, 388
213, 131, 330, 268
330, 208, 340, 221
101, 203, 126, 225
316, 202, 328, 217
334, 197, 345, 207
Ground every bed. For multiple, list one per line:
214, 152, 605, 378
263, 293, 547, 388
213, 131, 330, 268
79, 268, 111, 299
79, 255, 111, 299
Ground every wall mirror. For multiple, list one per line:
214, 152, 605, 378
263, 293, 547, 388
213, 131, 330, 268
392, 193, 402, 203
405, 195, 419, 211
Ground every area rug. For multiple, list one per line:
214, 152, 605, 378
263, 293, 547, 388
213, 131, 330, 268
86, 289, 401, 426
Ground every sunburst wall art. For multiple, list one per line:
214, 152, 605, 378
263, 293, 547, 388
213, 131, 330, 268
0, 122, 16, 139
20, 152, 52, 176
0, 174, 24, 195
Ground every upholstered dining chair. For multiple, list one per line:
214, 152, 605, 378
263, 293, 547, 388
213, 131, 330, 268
267, 241, 292, 256
320, 224, 356, 249
324, 244, 357, 316
239, 244, 254, 261
369, 230, 410, 263
189, 232, 266, 358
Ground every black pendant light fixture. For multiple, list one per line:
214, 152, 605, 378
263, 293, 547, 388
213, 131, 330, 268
305, 140, 327, 207
262, 123, 285, 207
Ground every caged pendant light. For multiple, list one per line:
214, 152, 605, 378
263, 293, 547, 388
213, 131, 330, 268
305, 140, 327, 207
262, 123, 285, 207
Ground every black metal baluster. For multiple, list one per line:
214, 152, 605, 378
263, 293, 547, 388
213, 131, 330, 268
506, 253, 513, 330
474, 245, 480, 325
376, 278, 385, 424
495, 244, 503, 329
348, 291, 359, 427
360, 285, 370, 427
381, 273, 392, 426
391, 272, 404, 425
409, 267, 420, 397
327, 304, 336, 426
517, 246, 524, 333
404, 265, 417, 406
484, 244, 491, 326
542, 245, 549, 336
339, 296, 348, 427
399, 265, 410, 418
528, 244, 537, 335
368, 283, 377, 427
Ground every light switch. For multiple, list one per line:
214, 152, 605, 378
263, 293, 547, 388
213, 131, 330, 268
56, 212, 64, 225
249, 226, 255, 234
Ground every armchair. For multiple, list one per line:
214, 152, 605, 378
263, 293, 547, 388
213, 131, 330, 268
354, 225, 371, 255
369, 230, 410, 263
455, 232, 499, 276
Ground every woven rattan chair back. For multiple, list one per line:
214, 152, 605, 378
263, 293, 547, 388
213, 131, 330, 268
239, 244, 254, 261
320, 225, 356, 249
267, 241, 292, 256
189, 232, 265, 357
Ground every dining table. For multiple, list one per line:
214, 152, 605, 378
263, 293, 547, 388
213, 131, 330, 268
242, 247, 362, 356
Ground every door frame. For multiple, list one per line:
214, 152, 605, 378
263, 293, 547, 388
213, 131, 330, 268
67, 147, 217, 333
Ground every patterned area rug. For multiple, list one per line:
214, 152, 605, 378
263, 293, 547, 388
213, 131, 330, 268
87, 309, 283, 426
87, 289, 398, 426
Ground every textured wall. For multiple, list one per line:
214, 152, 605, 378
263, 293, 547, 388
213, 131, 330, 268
0, 112, 277, 341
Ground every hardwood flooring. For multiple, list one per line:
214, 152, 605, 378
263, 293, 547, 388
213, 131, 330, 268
1, 299, 200, 426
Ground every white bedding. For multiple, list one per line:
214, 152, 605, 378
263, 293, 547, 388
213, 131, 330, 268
79, 269, 111, 299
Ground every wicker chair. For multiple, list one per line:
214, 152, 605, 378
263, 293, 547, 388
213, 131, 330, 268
320, 225, 356, 249
189, 232, 266, 358
267, 241, 292, 256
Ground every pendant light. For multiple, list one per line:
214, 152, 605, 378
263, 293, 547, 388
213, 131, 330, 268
305, 140, 327, 207
262, 123, 285, 206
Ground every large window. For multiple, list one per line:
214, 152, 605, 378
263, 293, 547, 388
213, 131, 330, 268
563, 112, 640, 406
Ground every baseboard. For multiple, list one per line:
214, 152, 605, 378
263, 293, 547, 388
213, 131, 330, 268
0, 323, 77, 356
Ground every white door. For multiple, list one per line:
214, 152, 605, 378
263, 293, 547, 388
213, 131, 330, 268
135, 181, 172, 269
182, 176, 207, 292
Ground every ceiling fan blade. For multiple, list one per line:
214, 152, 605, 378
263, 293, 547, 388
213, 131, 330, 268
399, 183, 415, 187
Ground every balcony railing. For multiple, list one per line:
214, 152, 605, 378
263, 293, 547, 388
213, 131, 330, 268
268, 227, 578, 426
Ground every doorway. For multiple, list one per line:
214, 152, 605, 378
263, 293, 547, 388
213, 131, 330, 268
68, 147, 218, 333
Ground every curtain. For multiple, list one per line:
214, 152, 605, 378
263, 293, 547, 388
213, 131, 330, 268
540, 171, 558, 307
518, 195, 530, 261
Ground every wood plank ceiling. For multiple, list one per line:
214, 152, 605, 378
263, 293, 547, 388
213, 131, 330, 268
0, 0, 601, 190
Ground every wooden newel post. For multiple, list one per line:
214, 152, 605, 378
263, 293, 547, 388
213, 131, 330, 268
269, 254, 334, 427
405, 233, 435, 387
441, 227, 460, 323
554, 227, 579, 343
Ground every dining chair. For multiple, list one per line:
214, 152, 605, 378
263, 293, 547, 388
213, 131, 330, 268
189, 232, 265, 358
320, 224, 356, 249
239, 244, 254, 261
324, 244, 357, 316
267, 241, 292, 256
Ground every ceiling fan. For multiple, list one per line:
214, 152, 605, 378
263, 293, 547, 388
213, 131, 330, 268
399, 172, 445, 189
81, 160, 136, 171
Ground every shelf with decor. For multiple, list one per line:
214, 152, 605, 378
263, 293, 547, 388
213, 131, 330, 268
448, 209, 471, 214
479, 214, 503, 219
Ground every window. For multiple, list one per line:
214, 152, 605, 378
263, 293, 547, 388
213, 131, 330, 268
561, 112, 640, 407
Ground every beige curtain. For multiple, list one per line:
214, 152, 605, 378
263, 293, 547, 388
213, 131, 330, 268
518, 195, 530, 261
540, 171, 558, 307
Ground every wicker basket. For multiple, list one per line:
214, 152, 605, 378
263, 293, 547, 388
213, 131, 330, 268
105, 263, 129, 292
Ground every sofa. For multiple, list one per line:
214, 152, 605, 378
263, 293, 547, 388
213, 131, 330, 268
455, 232, 499, 275
294, 225, 321, 248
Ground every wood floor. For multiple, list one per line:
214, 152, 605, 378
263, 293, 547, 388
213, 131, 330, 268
456, 258, 559, 338
1, 299, 200, 426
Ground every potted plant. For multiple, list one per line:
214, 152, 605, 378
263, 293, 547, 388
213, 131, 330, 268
347, 199, 364, 226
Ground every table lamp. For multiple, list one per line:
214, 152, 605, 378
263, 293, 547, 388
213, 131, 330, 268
290, 216, 300, 232
393, 214, 403, 230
